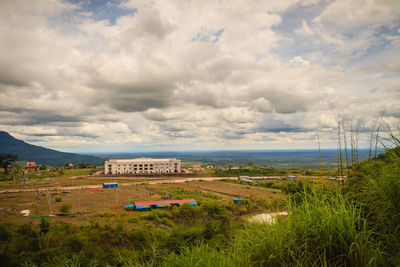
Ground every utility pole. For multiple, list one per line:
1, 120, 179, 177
46, 189, 53, 214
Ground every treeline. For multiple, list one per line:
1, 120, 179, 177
215, 166, 287, 177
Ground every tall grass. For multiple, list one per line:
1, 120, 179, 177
349, 124, 400, 266
164, 189, 384, 266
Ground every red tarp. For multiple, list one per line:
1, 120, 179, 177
90, 188, 103, 193
134, 199, 196, 206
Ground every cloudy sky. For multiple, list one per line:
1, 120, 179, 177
1, 0, 399, 152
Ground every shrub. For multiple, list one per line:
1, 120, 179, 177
59, 203, 72, 214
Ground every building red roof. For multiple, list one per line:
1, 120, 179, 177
68, 163, 73, 167
25, 162, 36, 167
134, 199, 196, 206
193, 164, 201, 169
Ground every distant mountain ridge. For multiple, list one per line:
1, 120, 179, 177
0, 131, 103, 166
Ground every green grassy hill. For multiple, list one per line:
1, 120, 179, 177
0, 131, 103, 166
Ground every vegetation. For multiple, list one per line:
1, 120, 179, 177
0, 154, 18, 174
215, 165, 287, 177
0, 202, 243, 266
59, 204, 72, 214
0, 129, 399, 266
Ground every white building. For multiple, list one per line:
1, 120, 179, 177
104, 158, 181, 175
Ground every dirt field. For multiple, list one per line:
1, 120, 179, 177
152, 181, 283, 199
0, 179, 285, 224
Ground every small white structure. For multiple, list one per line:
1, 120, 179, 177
104, 158, 181, 175
249, 211, 288, 224
20, 210, 30, 216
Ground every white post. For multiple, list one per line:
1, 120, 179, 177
46, 189, 53, 214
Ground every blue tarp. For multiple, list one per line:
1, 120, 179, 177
189, 201, 197, 206
103, 182, 118, 189
136, 205, 151, 211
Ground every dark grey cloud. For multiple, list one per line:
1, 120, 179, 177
0, 67, 29, 87
249, 87, 312, 114
255, 116, 313, 133
106, 93, 171, 112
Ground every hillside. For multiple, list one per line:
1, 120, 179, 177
0, 131, 103, 166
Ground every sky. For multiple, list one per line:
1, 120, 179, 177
0, 0, 399, 153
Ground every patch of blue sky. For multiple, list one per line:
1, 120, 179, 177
272, 1, 327, 34
212, 29, 224, 43
342, 24, 400, 69
191, 28, 224, 44
269, 2, 328, 64
65, 0, 137, 25
269, 36, 316, 64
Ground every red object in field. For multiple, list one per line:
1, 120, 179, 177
193, 164, 201, 169
90, 188, 103, 193
25, 162, 36, 168
110, 205, 124, 209
134, 199, 196, 206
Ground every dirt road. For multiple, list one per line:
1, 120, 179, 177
0, 177, 237, 193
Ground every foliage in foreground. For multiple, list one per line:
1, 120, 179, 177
164, 191, 384, 267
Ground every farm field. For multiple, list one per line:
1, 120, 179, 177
0, 179, 286, 225
152, 180, 283, 199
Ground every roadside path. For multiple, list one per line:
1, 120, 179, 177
0, 177, 237, 193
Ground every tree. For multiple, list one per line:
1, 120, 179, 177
0, 154, 18, 174
39, 164, 47, 170
78, 163, 89, 169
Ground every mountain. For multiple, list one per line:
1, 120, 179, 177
0, 131, 104, 166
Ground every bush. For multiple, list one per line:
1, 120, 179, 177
59, 203, 72, 214
55, 197, 62, 202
